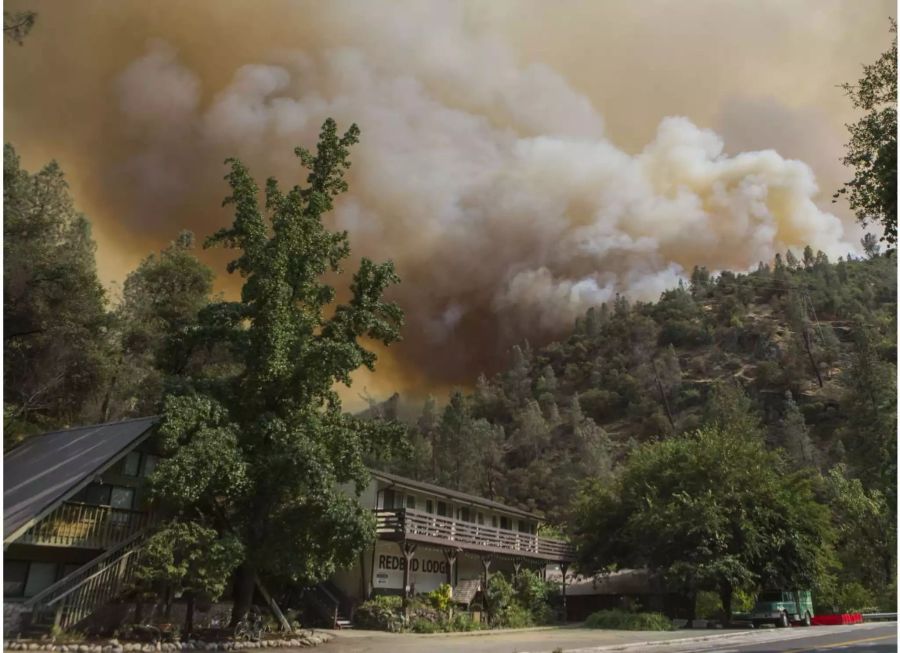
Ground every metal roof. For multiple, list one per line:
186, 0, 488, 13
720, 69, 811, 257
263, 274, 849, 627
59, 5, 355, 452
369, 469, 540, 520
3, 416, 158, 541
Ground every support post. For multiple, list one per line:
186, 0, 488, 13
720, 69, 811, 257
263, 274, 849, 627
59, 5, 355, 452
442, 548, 458, 589
513, 559, 522, 576
399, 541, 417, 608
560, 562, 569, 623
480, 555, 492, 615
255, 575, 292, 632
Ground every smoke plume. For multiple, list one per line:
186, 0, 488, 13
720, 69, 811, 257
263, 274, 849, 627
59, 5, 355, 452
5, 0, 892, 405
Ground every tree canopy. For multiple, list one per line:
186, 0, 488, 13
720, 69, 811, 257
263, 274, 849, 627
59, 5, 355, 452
149, 119, 405, 622
4, 143, 111, 443
835, 19, 897, 246
574, 424, 835, 621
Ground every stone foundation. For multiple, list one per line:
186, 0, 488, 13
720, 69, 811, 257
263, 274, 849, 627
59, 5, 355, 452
4, 602, 30, 636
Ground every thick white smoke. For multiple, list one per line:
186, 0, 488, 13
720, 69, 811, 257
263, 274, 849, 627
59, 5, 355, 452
114, 1, 852, 384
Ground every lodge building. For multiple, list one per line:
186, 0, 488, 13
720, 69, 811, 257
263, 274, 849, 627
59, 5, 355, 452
3, 418, 575, 633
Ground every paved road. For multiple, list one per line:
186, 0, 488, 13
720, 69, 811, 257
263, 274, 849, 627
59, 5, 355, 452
681, 623, 897, 652
317, 623, 897, 653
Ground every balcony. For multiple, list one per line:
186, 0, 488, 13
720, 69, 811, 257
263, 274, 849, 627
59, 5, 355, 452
375, 508, 575, 562
16, 501, 152, 550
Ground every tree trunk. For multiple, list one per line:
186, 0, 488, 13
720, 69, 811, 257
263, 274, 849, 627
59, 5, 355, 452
719, 584, 733, 623
687, 592, 697, 623
164, 585, 173, 620
184, 592, 195, 635
230, 564, 256, 626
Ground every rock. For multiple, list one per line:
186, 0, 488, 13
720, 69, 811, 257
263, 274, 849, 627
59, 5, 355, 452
112, 648, 124, 653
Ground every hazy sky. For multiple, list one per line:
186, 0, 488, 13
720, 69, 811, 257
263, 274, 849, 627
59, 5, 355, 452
4, 0, 895, 408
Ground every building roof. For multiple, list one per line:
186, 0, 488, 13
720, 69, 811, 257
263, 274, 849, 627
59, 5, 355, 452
545, 568, 662, 596
3, 416, 158, 541
369, 469, 540, 520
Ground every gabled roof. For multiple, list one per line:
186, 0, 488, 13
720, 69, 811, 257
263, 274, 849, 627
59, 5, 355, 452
3, 416, 159, 541
370, 469, 540, 521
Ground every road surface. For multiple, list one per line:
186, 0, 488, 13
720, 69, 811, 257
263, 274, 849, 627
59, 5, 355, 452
317, 622, 897, 653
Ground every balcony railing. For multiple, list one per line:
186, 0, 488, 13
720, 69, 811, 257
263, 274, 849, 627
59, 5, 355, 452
375, 508, 575, 561
17, 501, 152, 549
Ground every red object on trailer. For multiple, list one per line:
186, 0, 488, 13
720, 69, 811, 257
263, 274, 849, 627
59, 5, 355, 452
811, 613, 862, 626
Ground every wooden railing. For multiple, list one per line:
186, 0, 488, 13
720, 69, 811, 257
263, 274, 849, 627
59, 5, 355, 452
17, 501, 151, 549
375, 508, 575, 560
26, 532, 146, 630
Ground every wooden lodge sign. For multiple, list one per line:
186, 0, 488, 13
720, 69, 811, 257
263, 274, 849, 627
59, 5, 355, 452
372, 541, 449, 592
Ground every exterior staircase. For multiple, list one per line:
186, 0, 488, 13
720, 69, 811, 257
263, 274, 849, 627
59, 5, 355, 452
23, 531, 147, 632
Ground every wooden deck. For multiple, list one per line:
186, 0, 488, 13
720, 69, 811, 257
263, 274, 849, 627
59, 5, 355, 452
16, 501, 151, 549
375, 508, 575, 561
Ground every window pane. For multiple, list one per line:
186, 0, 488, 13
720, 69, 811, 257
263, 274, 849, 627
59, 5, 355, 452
24, 562, 58, 598
426, 500, 433, 514
124, 451, 141, 477
84, 483, 111, 506
4, 560, 28, 597
437, 502, 447, 517
406, 495, 416, 510
142, 455, 159, 477
382, 489, 395, 509
110, 487, 135, 510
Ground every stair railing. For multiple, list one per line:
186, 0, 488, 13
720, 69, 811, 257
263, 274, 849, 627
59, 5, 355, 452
25, 530, 147, 630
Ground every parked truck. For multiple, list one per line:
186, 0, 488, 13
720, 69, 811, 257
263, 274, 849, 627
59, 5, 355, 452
751, 590, 814, 628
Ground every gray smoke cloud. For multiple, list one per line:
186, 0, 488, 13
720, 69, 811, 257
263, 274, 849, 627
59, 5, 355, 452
113, 1, 851, 389
9, 0, 885, 404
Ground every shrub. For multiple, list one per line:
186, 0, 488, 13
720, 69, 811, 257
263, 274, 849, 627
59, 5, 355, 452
695, 591, 723, 620
584, 609, 674, 631
495, 603, 535, 628
409, 617, 441, 633
426, 583, 453, 614
353, 595, 403, 631
448, 613, 486, 631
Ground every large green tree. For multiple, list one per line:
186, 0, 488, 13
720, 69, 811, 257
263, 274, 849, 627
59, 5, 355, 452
101, 231, 214, 421
150, 119, 404, 622
834, 19, 897, 246
4, 144, 112, 443
574, 425, 834, 621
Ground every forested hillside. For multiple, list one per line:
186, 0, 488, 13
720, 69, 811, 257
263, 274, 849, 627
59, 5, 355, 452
375, 250, 896, 522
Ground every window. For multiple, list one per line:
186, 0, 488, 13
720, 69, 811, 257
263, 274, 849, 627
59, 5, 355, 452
425, 500, 434, 514
459, 507, 470, 522
111, 487, 135, 510
4, 560, 28, 597
124, 451, 142, 477
437, 501, 448, 517
500, 516, 511, 530
406, 495, 416, 510
477, 512, 484, 525
492, 516, 498, 528
142, 454, 159, 477
24, 562, 57, 598
74, 483, 112, 506
382, 489, 395, 509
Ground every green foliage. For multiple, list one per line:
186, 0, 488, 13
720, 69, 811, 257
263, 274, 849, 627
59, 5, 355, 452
133, 521, 243, 604
483, 571, 559, 627
4, 143, 112, 444
103, 232, 214, 420
425, 583, 453, 614
353, 595, 404, 632
815, 581, 878, 614
835, 19, 897, 246
575, 424, 836, 619
584, 609, 673, 631
151, 119, 405, 619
